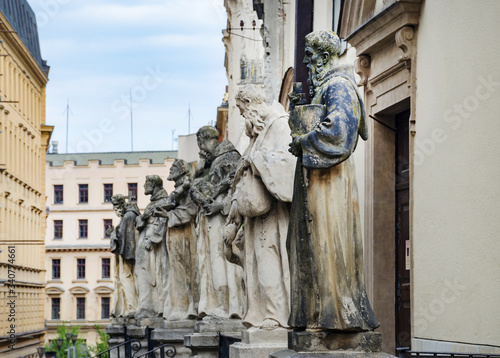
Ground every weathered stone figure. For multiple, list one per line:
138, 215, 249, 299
109, 194, 139, 319
287, 30, 379, 332
155, 159, 199, 321
135, 175, 168, 319
224, 85, 295, 329
190, 126, 244, 319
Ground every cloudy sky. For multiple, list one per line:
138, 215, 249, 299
30, 0, 227, 153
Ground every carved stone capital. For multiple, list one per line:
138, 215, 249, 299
395, 26, 415, 65
354, 55, 371, 87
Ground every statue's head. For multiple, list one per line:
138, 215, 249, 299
235, 85, 268, 138
196, 126, 219, 155
111, 194, 127, 218
168, 159, 190, 182
144, 175, 163, 196
304, 31, 341, 94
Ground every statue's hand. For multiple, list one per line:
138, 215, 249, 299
135, 216, 144, 229
154, 207, 169, 218
144, 239, 152, 251
203, 199, 223, 216
289, 135, 303, 157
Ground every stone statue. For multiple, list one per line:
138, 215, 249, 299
109, 194, 139, 319
134, 175, 168, 319
190, 126, 244, 319
224, 85, 295, 329
287, 30, 379, 332
155, 159, 199, 321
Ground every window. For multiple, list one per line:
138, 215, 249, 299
77, 259, 85, 279
103, 184, 113, 202
51, 297, 60, 319
54, 220, 63, 239
79, 184, 88, 203
76, 297, 85, 319
54, 185, 63, 204
79, 219, 88, 238
103, 219, 113, 238
128, 183, 137, 202
101, 297, 110, 319
52, 259, 61, 279
102, 258, 111, 278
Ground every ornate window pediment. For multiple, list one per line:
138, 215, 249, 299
94, 285, 113, 295
69, 285, 89, 295
46, 286, 65, 295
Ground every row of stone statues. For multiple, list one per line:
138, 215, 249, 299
109, 31, 379, 338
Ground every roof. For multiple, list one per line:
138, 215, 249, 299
47, 151, 178, 167
0, 0, 48, 72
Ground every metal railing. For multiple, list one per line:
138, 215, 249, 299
398, 348, 500, 358
134, 343, 176, 358
90, 339, 142, 358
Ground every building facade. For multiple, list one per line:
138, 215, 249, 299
44, 151, 176, 346
0, 1, 52, 357
223, 0, 500, 355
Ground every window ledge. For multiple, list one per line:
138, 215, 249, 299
47, 279, 63, 283
97, 279, 112, 283
72, 279, 88, 283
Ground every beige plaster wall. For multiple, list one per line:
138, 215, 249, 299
44, 156, 175, 346
413, 0, 500, 349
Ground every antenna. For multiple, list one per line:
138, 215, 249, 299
171, 129, 176, 150
188, 103, 191, 134
130, 89, 133, 152
62, 98, 73, 153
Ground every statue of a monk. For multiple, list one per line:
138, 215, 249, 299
110, 194, 139, 319
224, 85, 295, 329
287, 30, 379, 332
134, 175, 168, 319
190, 126, 245, 319
155, 159, 199, 320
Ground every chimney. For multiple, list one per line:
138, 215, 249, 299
51, 141, 59, 154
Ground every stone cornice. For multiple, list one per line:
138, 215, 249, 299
345, 0, 422, 56
46, 246, 111, 253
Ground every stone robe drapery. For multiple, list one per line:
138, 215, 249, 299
135, 189, 168, 319
163, 186, 199, 320
233, 103, 295, 328
287, 66, 379, 331
195, 141, 245, 319
111, 204, 139, 318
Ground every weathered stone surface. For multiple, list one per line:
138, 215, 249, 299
288, 331, 382, 353
242, 327, 289, 344
136, 317, 163, 329
190, 126, 245, 320
135, 175, 168, 319
109, 194, 139, 319
287, 30, 378, 333
231, 341, 289, 358
184, 333, 220, 348
194, 319, 245, 333
162, 319, 196, 330
152, 328, 193, 342
224, 86, 295, 331
125, 325, 148, 338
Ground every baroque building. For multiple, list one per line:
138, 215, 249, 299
223, 0, 500, 355
44, 151, 176, 346
0, 1, 52, 357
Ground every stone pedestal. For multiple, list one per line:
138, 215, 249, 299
152, 320, 196, 358
230, 327, 289, 358
184, 319, 245, 358
270, 331, 395, 358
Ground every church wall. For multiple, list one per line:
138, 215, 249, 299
413, 0, 500, 351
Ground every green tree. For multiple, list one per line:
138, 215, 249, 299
45, 323, 90, 358
89, 325, 110, 358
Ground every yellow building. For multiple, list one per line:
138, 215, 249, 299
44, 151, 176, 347
0, 1, 53, 357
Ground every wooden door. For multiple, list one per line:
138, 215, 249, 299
395, 109, 411, 348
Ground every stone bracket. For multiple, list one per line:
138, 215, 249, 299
395, 26, 416, 69
355, 55, 371, 87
